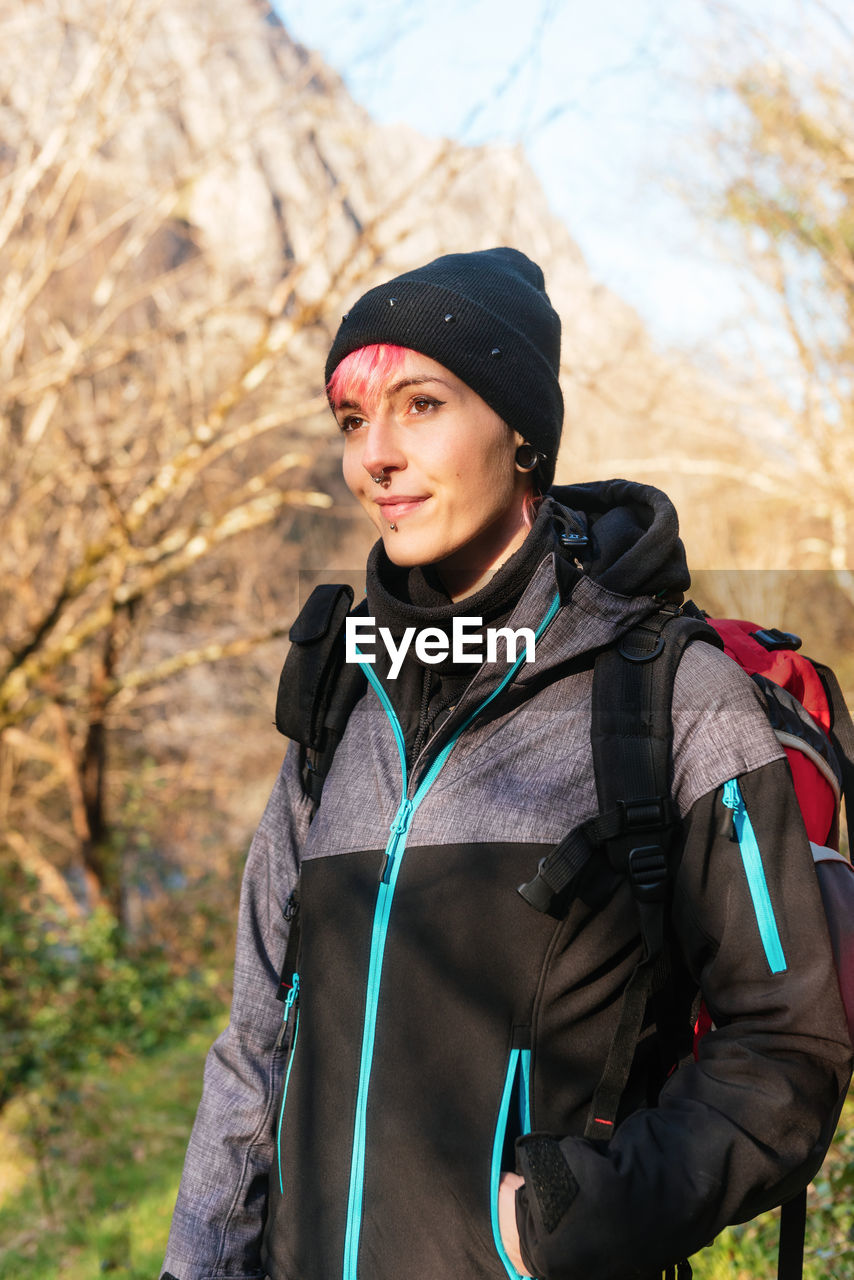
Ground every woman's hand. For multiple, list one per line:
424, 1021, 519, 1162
498, 1172, 532, 1276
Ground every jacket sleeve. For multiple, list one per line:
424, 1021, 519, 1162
515, 738, 853, 1278
161, 743, 311, 1280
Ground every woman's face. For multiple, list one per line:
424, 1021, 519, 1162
334, 351, 532, 598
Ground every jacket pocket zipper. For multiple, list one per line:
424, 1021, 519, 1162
275, 970, 300, 1050
490, 1046, 532, 1280
722, 779, 787, 974
276, 972, 300, 1195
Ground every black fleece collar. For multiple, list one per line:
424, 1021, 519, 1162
366, 479, 690, 639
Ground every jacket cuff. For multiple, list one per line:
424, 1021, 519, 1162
514, 1133, 579, 1278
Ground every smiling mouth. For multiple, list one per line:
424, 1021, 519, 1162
374, 496, 428, 522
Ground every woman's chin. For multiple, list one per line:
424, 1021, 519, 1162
380, 533, 425, 567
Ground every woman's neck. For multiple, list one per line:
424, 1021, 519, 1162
435, 518, 532, 602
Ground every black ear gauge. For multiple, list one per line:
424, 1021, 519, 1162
515, 444, 541, 473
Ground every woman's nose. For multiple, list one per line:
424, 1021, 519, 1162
360, 417, 406, 479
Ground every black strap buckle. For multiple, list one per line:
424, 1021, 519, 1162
581, 795, 676, 855
619, 796, 674, 832
618, 633, 666, 662
751, 627, 802, 652
629, 844, 669, 902
517, 857, 555, 913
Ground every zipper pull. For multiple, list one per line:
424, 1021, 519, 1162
720, 779, 741, 840
721, 779, 741, 813
392, 797, 414, 835
275, 973, 300, 1050
379, 798, 414, 883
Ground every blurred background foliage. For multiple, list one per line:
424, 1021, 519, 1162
0, 0, 852, 1275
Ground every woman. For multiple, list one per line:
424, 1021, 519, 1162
162, 248, 851, 1280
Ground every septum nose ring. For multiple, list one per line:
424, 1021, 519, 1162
372, 470, 389, 485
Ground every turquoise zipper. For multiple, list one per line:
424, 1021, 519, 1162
276, 974, 301, 1195
342, 592, 560, 1279
490, 1048, 532, 1280
722, 779, 787, 974
519, 1047, 532, 1134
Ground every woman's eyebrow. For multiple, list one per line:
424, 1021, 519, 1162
334, 376, 452, 414
384, 376, 452, 398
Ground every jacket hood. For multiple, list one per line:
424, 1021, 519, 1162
551, 479, 690, 600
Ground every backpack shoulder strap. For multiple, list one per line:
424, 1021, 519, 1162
809, 659, 854, 855
275, 583, 367, 811
518, 607, 720, 915
580, 606, 722, 1141
585, 608, 720, 880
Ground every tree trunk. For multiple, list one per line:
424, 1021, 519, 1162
79, 619, 123, 923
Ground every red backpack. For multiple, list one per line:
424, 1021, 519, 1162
706, 618, 854, 1039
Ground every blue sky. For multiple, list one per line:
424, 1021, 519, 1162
275, 0, 828, 354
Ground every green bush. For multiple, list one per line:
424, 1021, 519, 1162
0, 1016, 227, 1279
0, 863, 220, 1107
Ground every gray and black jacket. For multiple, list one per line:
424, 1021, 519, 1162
162, 481, 853, 1280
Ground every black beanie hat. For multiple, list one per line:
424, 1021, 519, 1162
325, 247, 563, 489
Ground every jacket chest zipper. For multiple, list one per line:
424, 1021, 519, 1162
343, 592, 560, 1280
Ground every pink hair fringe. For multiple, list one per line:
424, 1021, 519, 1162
326, 344, 411, 414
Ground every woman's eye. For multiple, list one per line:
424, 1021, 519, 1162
339, 414, 365, 433
409, 396, 441, 415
